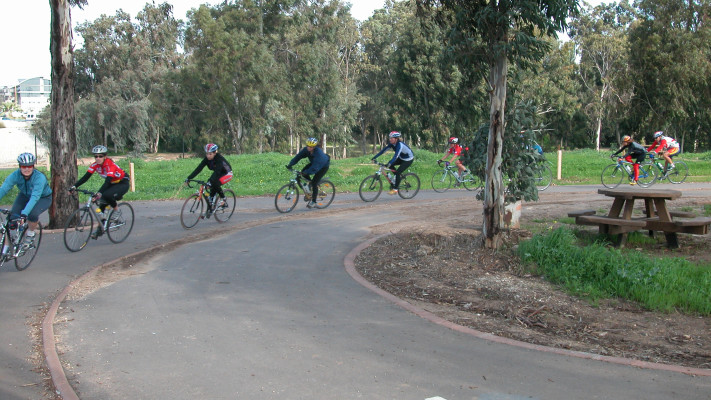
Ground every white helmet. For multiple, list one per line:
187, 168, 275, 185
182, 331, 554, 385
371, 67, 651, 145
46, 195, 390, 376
653, 131, 663, 139
17, 152, 36, 166
389, 131, 401, 138
92, 145, 108, 154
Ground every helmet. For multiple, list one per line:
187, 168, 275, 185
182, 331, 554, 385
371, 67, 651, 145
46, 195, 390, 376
622, 135, 632, 142
305, 137, 318, 147
654, 131, 663, 138
17, 152, 36, 166
449, 137, 459, 144
204, 143, 218, 153
92, 145, 108, 154
389, 131, 401, 138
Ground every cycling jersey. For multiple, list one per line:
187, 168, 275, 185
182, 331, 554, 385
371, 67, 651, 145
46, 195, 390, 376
373, 141, 414, 166
86, 158, 127, 183
446, 144, 462, 157
647, 136, 679, 153
613, 141, 646, 158
0, 169, 52, 217
187, 153, 232, 180
287, 146, 330, 175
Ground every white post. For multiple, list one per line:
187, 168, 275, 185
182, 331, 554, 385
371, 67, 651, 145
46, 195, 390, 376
130, 162, 135, 192
557, 149, 562, 180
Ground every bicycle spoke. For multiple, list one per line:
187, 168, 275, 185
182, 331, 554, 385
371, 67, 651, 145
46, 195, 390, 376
107, 203, 135, 243
214, 189, 237, 222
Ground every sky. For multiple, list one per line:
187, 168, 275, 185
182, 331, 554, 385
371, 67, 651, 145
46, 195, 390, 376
0, 0, 385, 87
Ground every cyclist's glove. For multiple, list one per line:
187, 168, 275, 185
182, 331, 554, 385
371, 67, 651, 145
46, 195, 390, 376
286, 165, 293, 170
371, 159, 377, 164
68, 185, 76, 192
437, 160, 442, 166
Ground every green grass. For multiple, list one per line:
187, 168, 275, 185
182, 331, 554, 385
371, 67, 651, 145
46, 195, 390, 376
1, 149, 710, 203
518, 227, 711, 315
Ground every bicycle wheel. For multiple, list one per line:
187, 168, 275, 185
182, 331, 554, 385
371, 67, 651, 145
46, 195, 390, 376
275, 183, 299, 213
535, 164, 553, 191
398, 173, 420, 199
667, 161, 689, 184
461, 174, 482, 192
64, 208, 93, 252
430, 170, 452, 193
180, 194, 204, 229
107, 203, 135, 243
15, 224, 42, 271
314, 180, 335, 209
358, 175, 383, 202
601, 164, 624, 189
637, 163, 657, 188
214, 189, 237, 222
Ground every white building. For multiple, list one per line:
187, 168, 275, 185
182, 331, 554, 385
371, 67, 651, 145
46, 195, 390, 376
14, 77, 51, 120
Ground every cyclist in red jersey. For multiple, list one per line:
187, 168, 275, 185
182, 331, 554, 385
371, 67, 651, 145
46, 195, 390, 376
70, 145, 130, 237
647, 131, 680, 173
438, 137, 468, 178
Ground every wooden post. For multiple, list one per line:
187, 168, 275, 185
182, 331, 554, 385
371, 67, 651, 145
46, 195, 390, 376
130, 162, 135, 192
557, 149, 562, 180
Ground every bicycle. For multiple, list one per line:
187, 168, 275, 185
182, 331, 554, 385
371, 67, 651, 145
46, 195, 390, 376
0, 209, 42, 271
430, 160, 481, 193
644, 153, 689, 184
533, 162, 553, 191
274, 169, 335, 213
63, 188, 135, 252
180, 179, 236, 229
358, 162, 420, 202
601, 156, 656, 189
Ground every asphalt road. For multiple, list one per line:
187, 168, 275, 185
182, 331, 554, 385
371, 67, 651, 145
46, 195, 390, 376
2, 183, 710, 400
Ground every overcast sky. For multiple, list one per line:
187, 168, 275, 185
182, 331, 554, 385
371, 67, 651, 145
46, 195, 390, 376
0, 0, 385, 86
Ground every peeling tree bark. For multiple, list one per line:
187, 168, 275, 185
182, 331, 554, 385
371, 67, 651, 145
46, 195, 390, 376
482, 54, 508, 249
48, 0, 78, 229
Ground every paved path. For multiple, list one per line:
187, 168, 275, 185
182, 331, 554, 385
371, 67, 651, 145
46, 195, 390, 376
2, 184, 711, 399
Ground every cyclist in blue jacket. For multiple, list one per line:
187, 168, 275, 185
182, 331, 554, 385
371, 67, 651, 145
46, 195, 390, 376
286, 137, 330, 208
372, 131, 415, 195
0, 153, 52, 255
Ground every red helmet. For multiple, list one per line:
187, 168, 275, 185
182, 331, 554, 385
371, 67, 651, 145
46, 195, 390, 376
449, 137, 458, 144
389, 131, 401, 138
204, 143, 218, 153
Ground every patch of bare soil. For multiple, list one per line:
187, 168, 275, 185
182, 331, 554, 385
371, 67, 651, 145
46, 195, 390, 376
354, 195, 711, 370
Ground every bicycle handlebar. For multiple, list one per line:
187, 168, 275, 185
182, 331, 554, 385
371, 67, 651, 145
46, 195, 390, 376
185, 179, 210, 189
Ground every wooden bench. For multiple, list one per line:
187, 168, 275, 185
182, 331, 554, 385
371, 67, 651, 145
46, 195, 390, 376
669, 210, 697, 218
567, 209, 596, 218
673, 217, 711, 235
576, 215, 647, 228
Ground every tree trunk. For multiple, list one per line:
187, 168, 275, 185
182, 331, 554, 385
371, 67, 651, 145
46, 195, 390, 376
482, 54, 508, 249
48, 0, 78, 229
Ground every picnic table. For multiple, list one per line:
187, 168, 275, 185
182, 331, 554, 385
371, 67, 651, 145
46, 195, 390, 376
568, 188, 711, 248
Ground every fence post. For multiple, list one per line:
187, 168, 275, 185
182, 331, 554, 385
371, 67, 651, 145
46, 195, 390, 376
130, 162, 135, 192
557, 149, 562, 180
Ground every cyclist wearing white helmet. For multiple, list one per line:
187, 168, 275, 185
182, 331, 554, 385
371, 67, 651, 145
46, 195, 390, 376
71, 145, 130, 237
286, 137, 330, 208
185, 143, 233, 206
647, 131, 680, 173
0, 153, 52, 255
611, 135, 646, 185
438, 136, 468, 178
372, 131, 414, 195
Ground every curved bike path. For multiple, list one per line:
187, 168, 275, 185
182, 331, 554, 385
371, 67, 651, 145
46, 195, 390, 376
3, 184, 711, 399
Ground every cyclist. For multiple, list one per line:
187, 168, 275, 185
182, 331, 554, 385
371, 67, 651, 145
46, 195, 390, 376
647, 131, 680, 174
372, 131, 415, 195
70, 145, 130, 238
438, 137, 468, 178
0, 153, 52, 255
286, 137, 330, 208
185, 143, 233, 208
612, 135, 646, 185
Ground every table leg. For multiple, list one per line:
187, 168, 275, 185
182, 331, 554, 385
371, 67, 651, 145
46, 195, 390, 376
645, 199, 655, 237
654, 199, 679, 249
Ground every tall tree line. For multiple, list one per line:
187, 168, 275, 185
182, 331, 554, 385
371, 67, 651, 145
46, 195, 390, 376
34, 0, 711, 156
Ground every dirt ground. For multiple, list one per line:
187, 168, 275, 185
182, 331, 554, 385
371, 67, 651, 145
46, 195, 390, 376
354, 193, 711, 370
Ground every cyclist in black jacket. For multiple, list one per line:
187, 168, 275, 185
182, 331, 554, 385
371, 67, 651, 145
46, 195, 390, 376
185, 143, 233, 205
612, 135, 646, 185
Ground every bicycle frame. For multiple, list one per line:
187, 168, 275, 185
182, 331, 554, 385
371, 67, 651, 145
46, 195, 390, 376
74, 189, 111, 234
0, 209, 24, 260
185, 179, 219, 216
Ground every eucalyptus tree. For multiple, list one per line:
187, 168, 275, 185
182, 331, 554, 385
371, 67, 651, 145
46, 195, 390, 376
628, 0, 711, 151
569, 1, 633, 150
48, 0, 87, 228
72, 3, 182, 153
418, 0, 579, 249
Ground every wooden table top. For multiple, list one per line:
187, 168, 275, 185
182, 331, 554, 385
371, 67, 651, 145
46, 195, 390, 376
597, 188, 682, 200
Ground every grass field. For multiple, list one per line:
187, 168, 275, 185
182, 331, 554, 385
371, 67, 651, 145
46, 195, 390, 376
1, 149, 709, 202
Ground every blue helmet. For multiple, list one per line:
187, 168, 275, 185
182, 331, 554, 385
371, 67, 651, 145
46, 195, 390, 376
17, 152, 36, 166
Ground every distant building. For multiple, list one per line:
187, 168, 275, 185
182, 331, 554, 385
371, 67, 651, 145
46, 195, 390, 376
11, 77, 52, 120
